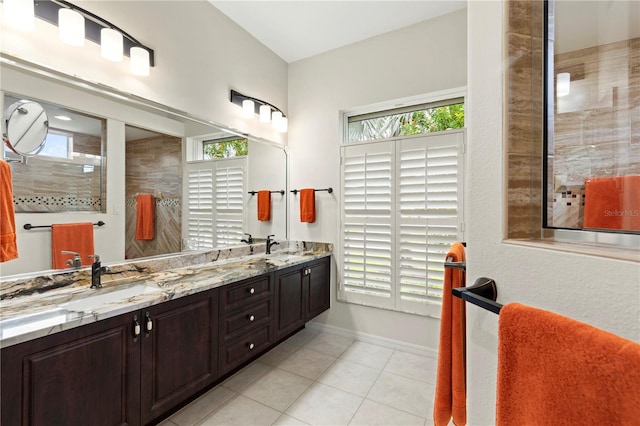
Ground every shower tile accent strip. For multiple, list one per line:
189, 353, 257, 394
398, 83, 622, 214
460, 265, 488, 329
13, 196, 102, 212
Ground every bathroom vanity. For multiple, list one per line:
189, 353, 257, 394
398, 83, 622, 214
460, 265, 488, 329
0, 242, 332, 426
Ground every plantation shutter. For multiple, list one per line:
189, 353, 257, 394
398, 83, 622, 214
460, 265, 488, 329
186, 166, 215, 249
341, 142, 394, 310
215, 161, 245, 246
340, 130, 464, 315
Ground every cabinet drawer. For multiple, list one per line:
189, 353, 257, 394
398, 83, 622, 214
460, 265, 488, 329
221, 325, 271, 373
221, 275, 272, 312
222, 299, 271, 339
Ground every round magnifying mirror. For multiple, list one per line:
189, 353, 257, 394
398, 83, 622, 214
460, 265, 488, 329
2, 100, 49, 156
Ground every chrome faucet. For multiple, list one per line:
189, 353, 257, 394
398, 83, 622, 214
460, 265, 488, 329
266, 234, 279, 255
89, 255, 107, 289
241, 233, 253, 244
62, 251, 82, 268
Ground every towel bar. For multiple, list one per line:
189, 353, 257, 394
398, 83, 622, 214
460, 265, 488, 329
290, 188, 333, 194
452, 277, 503, 314
248, 190, 285, 195
23, 221, 106, 230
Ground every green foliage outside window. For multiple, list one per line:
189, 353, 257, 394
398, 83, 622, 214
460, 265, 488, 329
203, 138, 248, 159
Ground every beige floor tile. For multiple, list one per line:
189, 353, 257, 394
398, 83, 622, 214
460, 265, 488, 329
157, 419, 178, 426
272, 414, 310, 425
170, 386, 236, 426
349, 399, 426, 426
285, 383, 363, 425
285, 327, 320, 346
196, 395, 281, 426
222, 361, 272, 392
277, 347, 336, 380
304, 332, 354, 357
259, 341, 301, 366
340, 341, 394, 370
367, 372, 434, 418
317, 359, 380, 397
383, 350, 438, 384
241, 368, 313, 411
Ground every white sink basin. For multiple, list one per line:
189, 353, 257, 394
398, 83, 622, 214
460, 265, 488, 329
59, 283, 163, 312
0, 308, 80, 339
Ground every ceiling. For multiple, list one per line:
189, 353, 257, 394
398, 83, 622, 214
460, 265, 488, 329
209, 1, 467, 63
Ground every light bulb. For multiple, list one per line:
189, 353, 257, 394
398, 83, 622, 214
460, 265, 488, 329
3, 0, 35, 31
101, 28, 123, 62
278, 116, 288, 133
58, 8, 85, 46
259, 105, 271, 122
242, 100, 255, 118
272, 111, 282, 129
130, 47, 150, 76
557, 72, 570, 97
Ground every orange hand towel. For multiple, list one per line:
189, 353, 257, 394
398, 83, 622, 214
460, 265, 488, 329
300, 188, 316, 223
497, 303, 640, 425
136, 194, 155, 240
257, 190, 271, 222
51, 223, 95, 269
583, 176, 640, 231
0, 160, 18, 262
434, 242, 466, 426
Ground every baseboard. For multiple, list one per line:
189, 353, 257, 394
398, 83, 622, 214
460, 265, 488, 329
306, 321, 439, 359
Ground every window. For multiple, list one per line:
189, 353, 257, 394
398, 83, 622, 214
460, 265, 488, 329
341, 101, 465, 316
185, 157, 246, 249
40, 130, 72, 158
203, 137, 248, 160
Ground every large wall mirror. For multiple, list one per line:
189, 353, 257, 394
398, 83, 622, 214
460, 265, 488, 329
544, 0, 639, 236
1, 54, 288, 277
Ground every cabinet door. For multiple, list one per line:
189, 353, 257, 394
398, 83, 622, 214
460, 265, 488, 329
306, 257, 331, 321
273, 266, 306, 341
140, 289, 218, 425
0, 313, 140, 426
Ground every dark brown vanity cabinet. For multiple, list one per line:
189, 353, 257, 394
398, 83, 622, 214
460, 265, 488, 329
0, 288, 219, 426
274, 256, 331, 341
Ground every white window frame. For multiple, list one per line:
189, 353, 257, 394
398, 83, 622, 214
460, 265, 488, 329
338, 89, 466, 317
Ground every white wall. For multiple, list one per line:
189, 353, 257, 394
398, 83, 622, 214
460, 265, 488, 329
467, 2, 640, 425
288, 9, 467, 350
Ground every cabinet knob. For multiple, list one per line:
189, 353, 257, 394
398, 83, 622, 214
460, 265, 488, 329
249, 287, 255, 294
248, 343, 255, 350
145, 312, 153, 333
248, 315, 255, 322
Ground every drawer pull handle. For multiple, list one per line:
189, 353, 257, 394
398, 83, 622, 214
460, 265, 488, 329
249, 287, 255, 294
248, 315, 255, 322
145, 312, 153, 333
248, 343, 255, 350
133, 315, 141, 338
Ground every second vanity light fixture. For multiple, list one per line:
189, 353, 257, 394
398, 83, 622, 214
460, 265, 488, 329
230, 90, 288, 133
3, 0, 155, 76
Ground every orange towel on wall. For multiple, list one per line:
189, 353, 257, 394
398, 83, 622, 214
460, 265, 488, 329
135, 194, 155, 240
434, 242, 466, 426
51, 223, 95, 269
300, 188, 316, 223
0, 160, 18, 262
583, 175, 640, 231
497, 303, 640, 425
257, 190, 271, 222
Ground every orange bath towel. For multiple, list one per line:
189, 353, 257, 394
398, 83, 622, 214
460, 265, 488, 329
51, 223, 95, 269
583, 175, 640, 231
497, 303, 640, 425
135, 194, 155, 240
434, 242, 466, 426
300, 188, 316, 223
257, 190, 271, 222
0, 160, 18, 262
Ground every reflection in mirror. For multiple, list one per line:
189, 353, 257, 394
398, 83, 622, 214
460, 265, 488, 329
2, 93, 105, 213
2, 99, 48, 156
545, 0, 640, 234
0, 54, 287, 277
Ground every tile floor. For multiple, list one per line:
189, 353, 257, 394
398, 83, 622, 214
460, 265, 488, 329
159, 328, 438, 426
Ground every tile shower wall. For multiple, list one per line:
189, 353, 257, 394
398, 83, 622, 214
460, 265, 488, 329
11, 132, 103, 212
125, 135, 182, 259
505, 0, 545, 239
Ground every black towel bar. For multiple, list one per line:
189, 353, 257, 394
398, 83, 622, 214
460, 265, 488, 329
23, 221, 106, 230
452, 277, 503, 315
290, 187, 333, 194
248, 190, 285, 195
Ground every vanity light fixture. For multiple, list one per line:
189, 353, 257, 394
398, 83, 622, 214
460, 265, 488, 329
58, 7, 84, 46
22, 0, 155, 76
3, 0, 35, 31
557, 72, 570, 97
230, 90, 288, 133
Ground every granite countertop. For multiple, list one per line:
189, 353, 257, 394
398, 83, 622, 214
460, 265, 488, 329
0, 241, 332, 348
